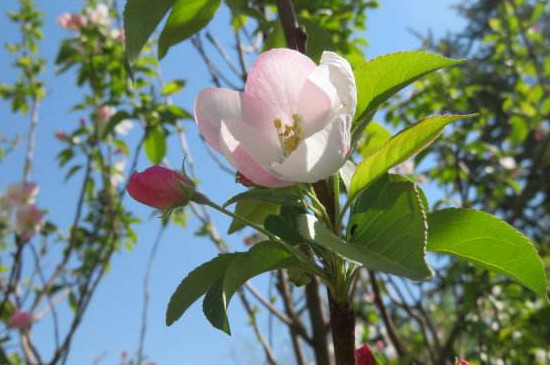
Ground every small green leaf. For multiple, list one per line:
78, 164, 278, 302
161, 79, 186, 96
352, 51, 465, 124
123, 0, 177, 64
228, 200, 280, 234
166, 254, 236, 326
428, 209, 548, 296
203, 241, 302, 333
144, 127, 167, 165
299, 212, 433, 280
223, 187, 303, 208
158, 0, 222, 59
349, 114, 476, 201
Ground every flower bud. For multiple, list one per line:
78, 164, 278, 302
8, 309, 33, 330
127, 166, 194, 210
356, 344, 376, 365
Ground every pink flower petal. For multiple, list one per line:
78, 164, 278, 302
195, 88, 243, 151
318, 51, 357, 116
270, 114, 350, 183
296, 76, 334, 137
219, 122, 291, 188
195, 88, 287, 156
245, 49, 316, 112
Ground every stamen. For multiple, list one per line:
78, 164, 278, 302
273, 114, 305, 157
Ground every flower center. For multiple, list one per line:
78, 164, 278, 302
274, 114, 304, 158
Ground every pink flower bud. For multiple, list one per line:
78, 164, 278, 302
458, 359, 471, 365
6, 182, 39, 206
55, 131, 70, 142
15, 205, 44, 242
356, 344, 376, 365
57, 13, 87, 31
127, 166, 193, 210
8, 309, 33, 329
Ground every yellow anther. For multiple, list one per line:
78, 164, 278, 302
273, 114, 304, 157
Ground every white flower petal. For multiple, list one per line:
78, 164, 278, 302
219, 121, 291, 187
269, 114, 351, 183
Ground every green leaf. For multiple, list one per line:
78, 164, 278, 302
223, 187, 303, 208
428, 209, 548, 296
123, 0, 177, 64
357, 122, 391, 157
161, 79, 186, 96
299, 212, 432, 281
349, 114, 476, 201
348, 178, 433, 280
158, 0, 222, 59
300, 17, 335, 63
166, 254, 236, 326
203, 241, 302, 333
264, 206, 307, 245
228, 200, 280, 234
352, 51, 465, 123
144, 127, 167, 165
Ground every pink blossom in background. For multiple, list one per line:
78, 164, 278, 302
5, 182, 39, 206
356, 344, 376, 365
127, 166, 193, 210
54, 131, 70, 142
96, 105, 116, 123
457, 359, 471, 365
195, 48, 356, 187
15, 205, 44, 241
8, 309, 33, 330
243, 232, 266, 246
57, 13, 87, 31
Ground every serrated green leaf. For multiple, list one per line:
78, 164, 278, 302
203, 241, 302, 333
158, 0, 222, 59
166, 254, 237, 326
223, 187, 303, 208
349, 114, 476, 201
352, 51, 465, 124
144, 127, 166, 165
348, 178, 432, 280
228, 200, 280, 234
123, 0, 177, 64
299, 212, 432, 280
428, 209, 548, 296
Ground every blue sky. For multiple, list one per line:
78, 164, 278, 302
0, 1, 465, 364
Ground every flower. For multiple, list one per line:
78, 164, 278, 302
499, 156, 517, 170
8, 309, 33, 330
457, 359, 471, 365
15, 205, 44, 241
195, 48, 356, 187
5, 182, 39, 206
356, 344, 376, 365
114, 119, 134, 135
86, 3, 110, 27
96, 105, 116, 123
127, 166, 194, 209
57, 13, 87, 31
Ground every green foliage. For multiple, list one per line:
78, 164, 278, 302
123, 0, 176, 64
351, 51, 464, 129
428, 208, 547, 296
144, 127, 167, 164
166, 254, 235, 326
158, 0, 222, 59
298, 212, 432, 281
228, 200, 280, 234
202, 241, 302, 333
349, 114, 476, 201
223, 187, 304, 208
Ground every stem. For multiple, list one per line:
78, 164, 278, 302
274, 0, 306, 53
305, 277, 331, 365
201, 198, 325, 279
328, 290, 356, 365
